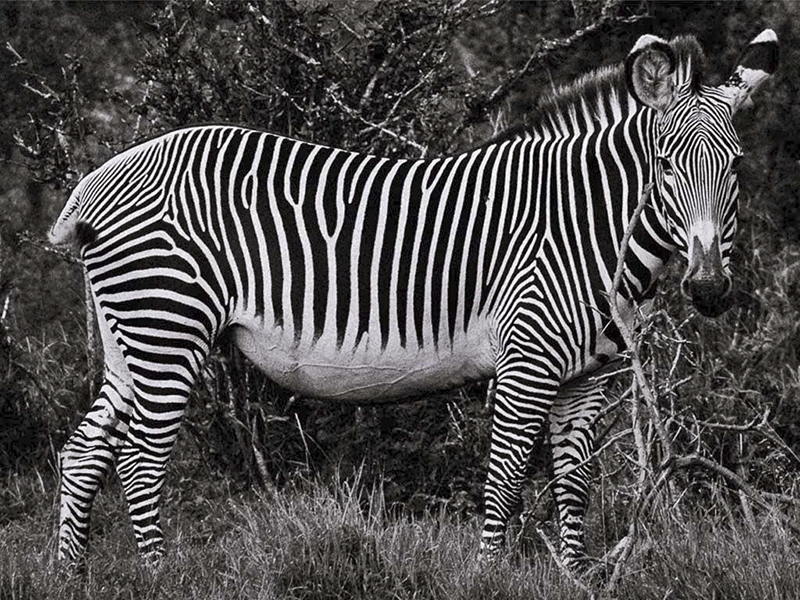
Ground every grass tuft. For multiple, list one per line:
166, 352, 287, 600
1, 470, 797, 599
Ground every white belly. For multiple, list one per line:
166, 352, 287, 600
231, 316, 497, 402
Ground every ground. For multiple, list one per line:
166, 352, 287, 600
2, 457, 798, 600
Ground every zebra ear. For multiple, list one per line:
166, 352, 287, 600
718, 29, 778, 113
626, 34, 677, 112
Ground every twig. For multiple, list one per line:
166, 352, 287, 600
630, 380, 649, 487
689, 408, 768, 432
451, 11, 647, 142
684, 408, 800, 466
536, 527, 596, 599
295, 412, 312, 472
22, 81, 59, 101
359, 38, 409, 108
609, 184, 674, 466
251, 410, 274, 490
1, 295, 9, 324
246, 3, 320, 67
673, 454, 800, 509
5, 42, 27, 67
327, 87, 428, 157
16, 231, 80, 264
589, 385, 631, 429
604, 183, 655, 594
736, 436, 757, 533
134, 82, 152, 140
515, 425, 636, 550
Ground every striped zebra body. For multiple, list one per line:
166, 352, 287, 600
51, 30, 778, 567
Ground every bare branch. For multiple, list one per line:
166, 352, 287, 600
12, 130, 41, 159
327, 87, 428, 157
674, 454, 800, 508
605, 183, 669, 592
689, 408, 768, 433
16, 231, 79, 265
452, 11, 648, 140
609, 184, 675, 465
22, 81, 59, 101
536, 527, 596, 598
5, 42, 27, 67
679, 408, 800, 466
526, 427, 634, 515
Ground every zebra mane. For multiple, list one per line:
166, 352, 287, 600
486, 34, 707, 145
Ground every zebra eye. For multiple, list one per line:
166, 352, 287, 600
658, 156, 673, 176
731, 155, 743, 172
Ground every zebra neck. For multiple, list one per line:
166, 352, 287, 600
620, 202, 677, 303
512, 101, 671, 305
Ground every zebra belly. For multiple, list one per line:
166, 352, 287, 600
230, 317, 497, 402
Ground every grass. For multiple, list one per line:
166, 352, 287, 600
2, 465, 799, 600
628, 513, 800, 600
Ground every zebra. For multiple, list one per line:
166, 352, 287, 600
49, 30, 778, 566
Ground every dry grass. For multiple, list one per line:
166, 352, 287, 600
2, 467, 798, 600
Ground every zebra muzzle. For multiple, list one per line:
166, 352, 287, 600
681, 233, 733, 317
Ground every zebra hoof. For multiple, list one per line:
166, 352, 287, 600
478, 535, 507, 565
139, 545, 166, 571
56, 552, 88, 578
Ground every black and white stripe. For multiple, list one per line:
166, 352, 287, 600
52, 30, 777, 566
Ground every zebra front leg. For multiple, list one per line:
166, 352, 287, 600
548, 379, 604, 569
481, 353, 559, 555
59, 371, 134, 561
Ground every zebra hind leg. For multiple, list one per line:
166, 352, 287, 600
481, 353, 559, 556
113, 335, 209, 562
58, 369, 135, 562
548, 379, 604, 569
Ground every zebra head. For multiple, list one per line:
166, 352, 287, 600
626, 30, 778, 316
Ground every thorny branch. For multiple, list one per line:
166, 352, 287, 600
608, 184, 674, 466
450, 6, 648, 144
679, 408, 800, 466
327, 86, 428, 157
16, 231, 79, 265
604, 183, 663, 591
601, 182, 800, 591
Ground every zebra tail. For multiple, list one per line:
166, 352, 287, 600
49, 184, 97, 248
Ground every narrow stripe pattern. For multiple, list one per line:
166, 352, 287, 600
52, 35, 754, 566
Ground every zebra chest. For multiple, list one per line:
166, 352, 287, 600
231, 317, 497, 402
564, 296, 653, 383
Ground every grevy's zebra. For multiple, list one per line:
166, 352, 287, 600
50, 30, 778, 566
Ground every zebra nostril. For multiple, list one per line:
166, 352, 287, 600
685, 276, 733, 317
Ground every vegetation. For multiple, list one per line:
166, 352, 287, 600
2, 469, 799, 600
2, 0, 800, 597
